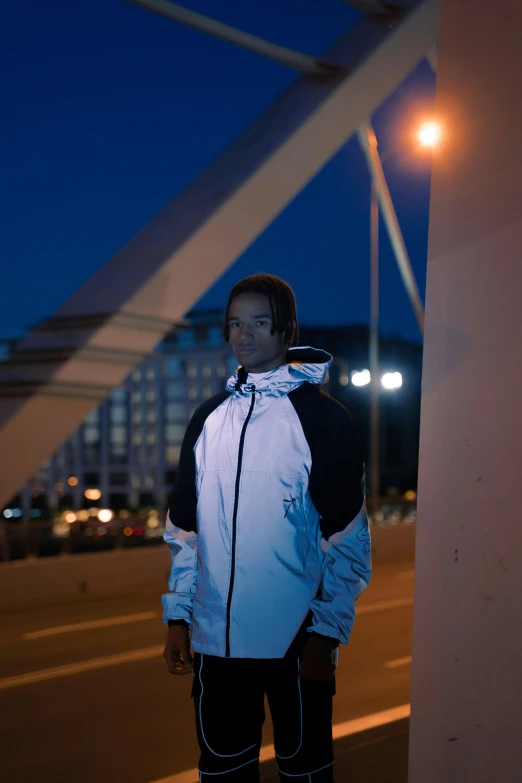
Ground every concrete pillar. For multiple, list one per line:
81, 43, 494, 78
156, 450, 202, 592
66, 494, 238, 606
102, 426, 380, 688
409, 2, 522, 782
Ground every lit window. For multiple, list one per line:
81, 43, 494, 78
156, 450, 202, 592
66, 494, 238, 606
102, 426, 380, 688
146, 410, 156, 424
133, 434, 142, 446
203, 387, 212, 400
165, 402, 186, 420
145, 475, 155, 489
166, 380, 185, 400
111, 388, 127, 402
132, 475, 141, 489
166, 445, 181, 464
166, 424, 185, 443
217, 362, 226, 378
188, 387, 198, 401
133, 370, 141, 382
84, 427, 99, 444
111, 405, 127, 423
202, 362, 211, 378
146, 368, 155, 381
146, 390, 155, 403
146, 433, 156, 445
132, 392, 141, 404
132, 411, 142, 425
111, 427, 126, 444
187, 362, 197, 380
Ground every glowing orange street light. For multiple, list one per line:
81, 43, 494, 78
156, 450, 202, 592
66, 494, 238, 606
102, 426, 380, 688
418, 121, 442, 148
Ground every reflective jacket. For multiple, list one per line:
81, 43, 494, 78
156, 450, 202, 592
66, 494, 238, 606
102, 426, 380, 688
162, 347, 371, 659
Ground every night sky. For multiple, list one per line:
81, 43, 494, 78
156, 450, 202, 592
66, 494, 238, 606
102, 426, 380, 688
1, 0, 435, 344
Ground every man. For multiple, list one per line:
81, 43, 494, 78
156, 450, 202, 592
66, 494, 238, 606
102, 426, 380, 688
163, 274, 371, 782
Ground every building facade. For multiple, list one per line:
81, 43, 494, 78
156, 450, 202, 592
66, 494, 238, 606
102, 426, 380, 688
3, 313, 422, 519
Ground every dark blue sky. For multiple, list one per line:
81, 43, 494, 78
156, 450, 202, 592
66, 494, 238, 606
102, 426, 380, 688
1, 0, 435, 343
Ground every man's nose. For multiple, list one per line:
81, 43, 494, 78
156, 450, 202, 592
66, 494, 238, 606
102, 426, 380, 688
239, 325, 253, 340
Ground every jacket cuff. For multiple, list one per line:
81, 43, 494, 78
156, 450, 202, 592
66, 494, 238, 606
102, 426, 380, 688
168, 619, 190, 629
310, 630, 340, 647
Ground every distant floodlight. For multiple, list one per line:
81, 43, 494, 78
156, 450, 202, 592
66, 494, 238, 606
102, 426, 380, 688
3, 509, 13, 519
351, 370, 371, 387
382, 372, 403, 390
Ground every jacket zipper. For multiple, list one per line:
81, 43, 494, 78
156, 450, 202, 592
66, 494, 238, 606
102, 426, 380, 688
225, 386, 256, 657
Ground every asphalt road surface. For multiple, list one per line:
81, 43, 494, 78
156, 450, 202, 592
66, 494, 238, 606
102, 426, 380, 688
0, 558, 414, 783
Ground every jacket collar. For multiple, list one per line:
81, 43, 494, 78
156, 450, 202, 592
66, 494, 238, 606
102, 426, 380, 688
226, 346, 332, 399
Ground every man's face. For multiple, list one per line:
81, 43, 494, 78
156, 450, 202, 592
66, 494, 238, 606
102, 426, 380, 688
228, 293, 287, 373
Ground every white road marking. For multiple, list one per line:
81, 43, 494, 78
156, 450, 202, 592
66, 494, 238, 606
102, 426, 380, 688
3, 598, 411, 692
25, 611, 159, 640
0, 645, 163, 690
148, 704, 411, 783
384, 656, 412, 669
356, 597, 413, 614
398, 570, 415, 580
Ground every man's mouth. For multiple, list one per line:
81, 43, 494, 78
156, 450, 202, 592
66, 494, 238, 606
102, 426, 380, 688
236, 345, 256, 355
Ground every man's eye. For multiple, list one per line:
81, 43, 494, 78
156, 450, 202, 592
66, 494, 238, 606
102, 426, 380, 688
256, 321, 267, 327
230, 322, 240, 328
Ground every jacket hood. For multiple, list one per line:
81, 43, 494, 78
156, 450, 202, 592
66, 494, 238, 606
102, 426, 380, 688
226, 346, 332, 399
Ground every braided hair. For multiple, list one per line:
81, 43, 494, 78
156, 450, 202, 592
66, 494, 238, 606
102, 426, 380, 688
223, 273, 299, 347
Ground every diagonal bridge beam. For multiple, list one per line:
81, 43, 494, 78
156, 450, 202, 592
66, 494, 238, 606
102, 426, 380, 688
0, 0, 439, 507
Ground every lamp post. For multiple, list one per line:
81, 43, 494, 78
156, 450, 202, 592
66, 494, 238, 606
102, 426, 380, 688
360, 118, 441, 521
369, 177, 380, 522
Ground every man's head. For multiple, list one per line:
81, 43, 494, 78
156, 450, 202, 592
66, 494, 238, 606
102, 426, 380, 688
224, 274, 299, 374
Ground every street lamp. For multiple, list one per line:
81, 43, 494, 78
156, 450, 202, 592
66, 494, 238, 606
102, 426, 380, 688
418, 121, 442, 148
351, 369, 371, 387
382, 372, 403, 390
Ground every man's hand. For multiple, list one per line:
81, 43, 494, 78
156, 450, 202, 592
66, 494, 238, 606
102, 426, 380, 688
163, 624, 193, 675
299, 635, 337, 682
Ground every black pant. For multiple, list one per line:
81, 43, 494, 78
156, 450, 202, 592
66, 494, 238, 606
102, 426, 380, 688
192, 648, 335, 782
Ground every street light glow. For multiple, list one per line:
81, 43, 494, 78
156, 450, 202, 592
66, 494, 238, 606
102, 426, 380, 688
84, 488, 101, 501
418, 121, 441, 148
351, 370, 371, 387
382, 372, 403, 390
98, 509, 114, 523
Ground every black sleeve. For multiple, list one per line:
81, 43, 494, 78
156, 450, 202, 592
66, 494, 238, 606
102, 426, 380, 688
288, 384, 365, 539
168, 391, 230, 533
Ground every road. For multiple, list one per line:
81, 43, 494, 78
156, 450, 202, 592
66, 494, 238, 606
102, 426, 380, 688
0, 558, 414, 783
